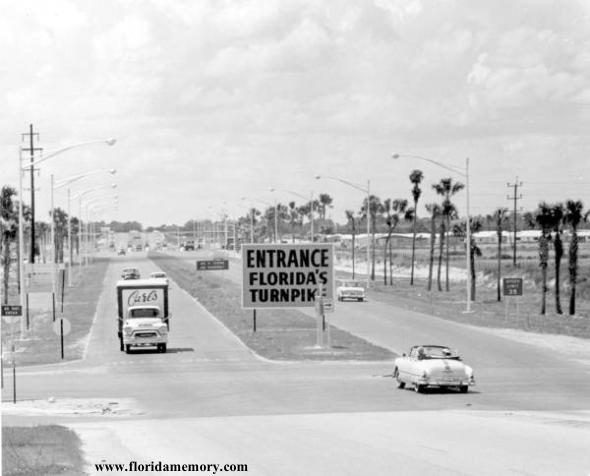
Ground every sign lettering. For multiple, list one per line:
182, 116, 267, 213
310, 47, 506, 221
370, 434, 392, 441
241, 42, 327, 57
242, 244, 334, 309
503, 278, 523, 296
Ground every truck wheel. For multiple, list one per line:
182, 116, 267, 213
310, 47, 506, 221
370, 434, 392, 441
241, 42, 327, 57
125, 345, 131, 354
161, 344, 167, 353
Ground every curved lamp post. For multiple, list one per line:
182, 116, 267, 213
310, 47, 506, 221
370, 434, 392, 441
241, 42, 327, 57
315, 175, 371, 290
53, 168, 116, 286
392, 153, 472, 312
18, 138, 116, 333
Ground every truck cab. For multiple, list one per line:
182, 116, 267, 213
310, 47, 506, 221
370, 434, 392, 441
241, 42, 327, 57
122, 305, 168, 353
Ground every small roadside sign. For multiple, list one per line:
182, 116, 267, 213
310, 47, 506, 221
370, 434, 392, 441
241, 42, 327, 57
503, 278, 523, 296
197, 260, 229, 271
1, 305, 22, 324
315, 297, 334, 314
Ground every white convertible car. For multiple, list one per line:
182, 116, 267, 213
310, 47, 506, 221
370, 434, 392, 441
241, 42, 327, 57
393, 345, 475, 393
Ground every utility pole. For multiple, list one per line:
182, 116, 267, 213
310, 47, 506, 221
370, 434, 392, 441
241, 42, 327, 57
507, 177, 523, 267
21, 125, 42, 264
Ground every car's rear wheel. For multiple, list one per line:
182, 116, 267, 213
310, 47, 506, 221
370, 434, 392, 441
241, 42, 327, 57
459, 385, 468, 393
393, 368, 405, 389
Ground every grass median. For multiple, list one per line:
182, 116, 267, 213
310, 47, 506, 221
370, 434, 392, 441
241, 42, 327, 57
2, 258, 109, 366
2, 425, 85, 476
149, 252, 394, 361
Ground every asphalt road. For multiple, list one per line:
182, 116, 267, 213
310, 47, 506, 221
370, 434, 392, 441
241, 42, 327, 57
3, 252, 590, 475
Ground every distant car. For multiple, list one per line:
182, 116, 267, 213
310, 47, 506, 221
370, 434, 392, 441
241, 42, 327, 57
393, 345, 475, 393
149, 271, 168, 284
336, 279, 366, 302
121, 267, 140, 280
117, 248, 126, 256
184, 240, 195, 251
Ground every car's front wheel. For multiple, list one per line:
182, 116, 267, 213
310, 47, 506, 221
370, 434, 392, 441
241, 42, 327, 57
414, 383, 425, 393
394, 368, 405, 389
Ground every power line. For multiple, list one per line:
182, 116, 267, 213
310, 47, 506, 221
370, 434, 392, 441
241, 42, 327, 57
507, 177, 523, 267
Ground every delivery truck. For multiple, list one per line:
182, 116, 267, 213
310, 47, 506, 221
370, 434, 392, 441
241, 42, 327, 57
116, 278, 170, 353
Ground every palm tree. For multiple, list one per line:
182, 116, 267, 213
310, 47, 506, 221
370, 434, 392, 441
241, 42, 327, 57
432, 178, 465, 291
425, 203, 441, 291
318, 193, 333, 222
535, 202, 553, 315
288, 201, 299, 243
52, 207, 69, 263
488, 208, 509, 302
563, 200, 585, 315
360, 195, 383, 281
383, 199, 411, 285
550, 203, 564, 314
409, 170, 424, 285
1, 186, 18, 303
345, 210, 357, 279
453, 218, 483, 300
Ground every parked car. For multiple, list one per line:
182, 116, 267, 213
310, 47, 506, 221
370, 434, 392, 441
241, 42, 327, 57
149, 271, 168, 284
117, 248, 126, 256
393, 345, 475, 393
121, 267, 140, 280
336, 279, 366, 302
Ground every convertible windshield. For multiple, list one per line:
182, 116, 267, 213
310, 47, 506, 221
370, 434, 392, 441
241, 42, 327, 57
416, 346, 459, 359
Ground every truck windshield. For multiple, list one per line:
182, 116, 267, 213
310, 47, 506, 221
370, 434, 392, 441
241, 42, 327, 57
130, 308, 159, 318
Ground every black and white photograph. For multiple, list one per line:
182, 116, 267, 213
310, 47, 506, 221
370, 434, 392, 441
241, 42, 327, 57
1, 1, 590, 475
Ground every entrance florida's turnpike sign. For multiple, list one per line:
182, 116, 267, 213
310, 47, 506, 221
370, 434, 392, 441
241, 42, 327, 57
242, 243, 334, 309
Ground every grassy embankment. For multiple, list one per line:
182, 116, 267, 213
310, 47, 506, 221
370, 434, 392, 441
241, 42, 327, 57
339, 245, 590, 338
1, 258, 109, 366
2, 425, 85, 476
149, 252, 394, 361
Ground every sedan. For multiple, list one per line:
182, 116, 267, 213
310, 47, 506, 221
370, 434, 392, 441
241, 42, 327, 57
393, 345, 475, 393
121, 267, 140, 280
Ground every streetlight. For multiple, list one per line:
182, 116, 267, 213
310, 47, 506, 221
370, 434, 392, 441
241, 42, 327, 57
392, 153, 472, 312
18, 138, 116, 333
53, 169, 116, 286
315, 175, 371, 290
73, 185, 117, 267
241, 197, 278, 243
269, 188, 315, 242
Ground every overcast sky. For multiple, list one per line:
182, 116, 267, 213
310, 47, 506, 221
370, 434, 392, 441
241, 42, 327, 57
1, 0, 590, 227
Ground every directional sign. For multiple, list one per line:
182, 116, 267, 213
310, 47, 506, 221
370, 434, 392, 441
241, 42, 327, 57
503, 278, 523, 296
1, 305, 22, 324
242, 243, 334, 309
315, 297, 334, 314
196, 260, 229, 271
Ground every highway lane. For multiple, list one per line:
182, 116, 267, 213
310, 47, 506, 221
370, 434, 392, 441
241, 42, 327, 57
3, 252, 590, 475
